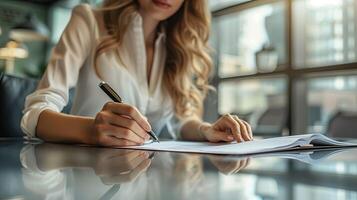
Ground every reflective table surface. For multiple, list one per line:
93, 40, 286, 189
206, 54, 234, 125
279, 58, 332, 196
1, 139, 357, 200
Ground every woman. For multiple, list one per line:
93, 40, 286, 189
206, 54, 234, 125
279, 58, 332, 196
21, 0, 253, 147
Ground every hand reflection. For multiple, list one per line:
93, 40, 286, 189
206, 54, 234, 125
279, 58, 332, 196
208, 156, 250, 175
173, 155, 204, 197
33, 143, 152, 185
174, 155, 203, 184
94, 149, 152, 185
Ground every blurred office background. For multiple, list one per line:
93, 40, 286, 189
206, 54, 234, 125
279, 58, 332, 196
0, 0, 357, 137
1, 1, 357, 200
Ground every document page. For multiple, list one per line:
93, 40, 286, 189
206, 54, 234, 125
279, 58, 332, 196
122, 135, 308, 155
121, 134, 357, 155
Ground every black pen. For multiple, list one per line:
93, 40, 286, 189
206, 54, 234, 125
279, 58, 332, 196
98, 81, 160, 143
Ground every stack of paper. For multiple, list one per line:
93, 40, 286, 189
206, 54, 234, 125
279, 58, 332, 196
121, 134, 357, 155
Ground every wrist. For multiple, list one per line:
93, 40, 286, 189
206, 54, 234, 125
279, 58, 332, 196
81, 118, 98, 145
198, 122, 211, 140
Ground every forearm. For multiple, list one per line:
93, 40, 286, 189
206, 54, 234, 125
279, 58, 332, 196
180, 119, 211, 141
36, 109, 97, 145
35, 143, 97, 171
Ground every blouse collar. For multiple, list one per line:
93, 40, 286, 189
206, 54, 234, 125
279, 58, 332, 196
131, 12, 167, 43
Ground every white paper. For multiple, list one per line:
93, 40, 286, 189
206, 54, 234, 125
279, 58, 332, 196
120, 134, 356, 155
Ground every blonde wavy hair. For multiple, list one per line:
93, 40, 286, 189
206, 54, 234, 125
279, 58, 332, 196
94, 0, 213, 119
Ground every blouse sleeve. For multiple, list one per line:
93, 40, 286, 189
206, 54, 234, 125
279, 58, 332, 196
21, 4, 95, 139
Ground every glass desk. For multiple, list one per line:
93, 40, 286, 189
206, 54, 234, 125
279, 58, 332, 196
0, 140, 357, 200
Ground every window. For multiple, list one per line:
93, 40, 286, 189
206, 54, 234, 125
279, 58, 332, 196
209, 0, 357, 136
50, 7, 72, 44
293, 0, 357, 68
217, 1, 286, 77
219, 77, 287, 135
294, 74, 357, 134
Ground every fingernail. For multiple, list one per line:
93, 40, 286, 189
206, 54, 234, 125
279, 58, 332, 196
228, 136, 234, 140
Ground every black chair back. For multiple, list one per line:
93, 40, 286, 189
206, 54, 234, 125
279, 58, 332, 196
327, 111, 357, 138
254, 107, 286, 136
0, 73, 39, 137
0, 73, 74, 138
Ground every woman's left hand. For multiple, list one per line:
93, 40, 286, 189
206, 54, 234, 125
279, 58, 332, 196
200, 114, 253, 143
208, 156, 250, 175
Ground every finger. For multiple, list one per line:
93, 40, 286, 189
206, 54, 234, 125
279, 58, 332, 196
230, 159, 246, 174
97, 148, 135, 158
109, 114, 149, 140
96, 149, 138, 162
101, 159, 151, 184
95, 151, 145, 175
96, 111, 149, 140
98, 124, 145, 144
97, 150, 143, 167
104, 102, 151, 132
241, 158, 249, 169
239, 119, 253, 141
210, 130, 235, 142
245, 158, 251, 167
98, 135, 139, 147
111, 126, 146, 144
125, 151, 150, 171
98, 151, 149, 175
237, 159, 248, 172
221, 161, 241, 175
233, 116, 250, 141
114, 151, 150, 174
242, 120, 253, 140
117, 150, 147, 162
232, 116, 249, 141
112, 149, 136, 156
223, 114, 243, 143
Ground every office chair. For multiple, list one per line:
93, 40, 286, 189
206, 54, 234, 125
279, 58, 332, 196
0, 73, 73, 138
327, 111, 357, 138
254, 107, 286, 136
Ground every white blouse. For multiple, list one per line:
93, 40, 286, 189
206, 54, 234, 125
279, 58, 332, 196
21, 4, 187, 140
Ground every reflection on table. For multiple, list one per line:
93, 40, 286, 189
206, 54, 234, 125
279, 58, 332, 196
0, 141, 356, 200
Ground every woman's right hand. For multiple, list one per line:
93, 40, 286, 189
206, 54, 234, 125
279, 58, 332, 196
94, 149, 152, 184
93, 102, 152, 147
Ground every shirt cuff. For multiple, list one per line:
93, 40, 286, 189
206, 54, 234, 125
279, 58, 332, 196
21, 103, 61, 140
20, 144, 44, 173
